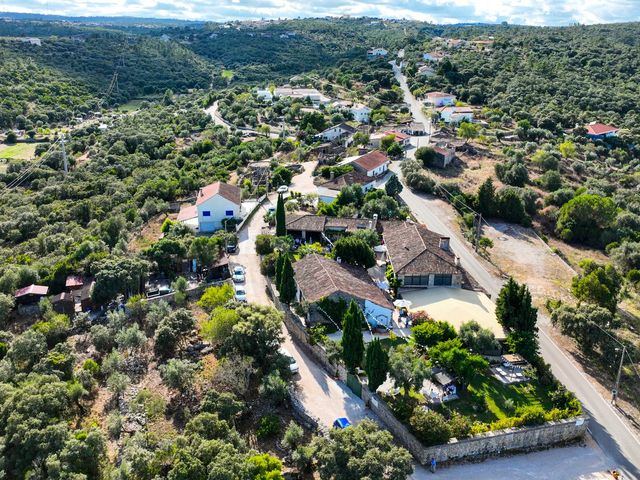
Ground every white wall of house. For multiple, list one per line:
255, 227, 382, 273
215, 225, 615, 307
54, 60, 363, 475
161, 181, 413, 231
197, 195, 241, 232
256, 89, 273, 101
440, 110, 474, 124
364, 300, 393, 328
357, 162, 390, 177
427, 95, 456, 107
320, 126, 349, 142
351, 106, 371, 123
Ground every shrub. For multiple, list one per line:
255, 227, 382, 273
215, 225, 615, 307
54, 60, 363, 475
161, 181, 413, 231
410, 310, 432, 326
516, 405, 546, 426
255, 234, 275, 255
82, 359, 100, 376
412, 320, 457, 347
197, 283, 234, 312
409, 408, 452, 446
260, 252, 278, 276
256, 414, 281, 439
449, 412, 472, 439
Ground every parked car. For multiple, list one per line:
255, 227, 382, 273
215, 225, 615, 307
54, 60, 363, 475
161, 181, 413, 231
276, 185, 289, 194
279, 347, 299, 374
333, 417, 352, 429
234, 285, 247, 302
226, 240, 238, 254
232, 265, 245, 283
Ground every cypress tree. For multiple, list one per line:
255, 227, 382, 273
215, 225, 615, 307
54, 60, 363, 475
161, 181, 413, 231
275, 193, 286, 237
341, 300, 365, 372
278, 254, 297, 304
365, 338, 389, 392
477, 177, 496, 216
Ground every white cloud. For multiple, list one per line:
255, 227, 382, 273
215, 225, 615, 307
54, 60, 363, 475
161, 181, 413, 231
2, 0, 639, 25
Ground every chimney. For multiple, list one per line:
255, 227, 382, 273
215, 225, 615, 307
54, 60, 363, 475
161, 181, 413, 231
439, 237, 450, 251
454, 256, 460, 267
373, 214, 378, 220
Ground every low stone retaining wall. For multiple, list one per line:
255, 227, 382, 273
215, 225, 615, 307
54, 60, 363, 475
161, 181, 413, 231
362, 385, 588, 465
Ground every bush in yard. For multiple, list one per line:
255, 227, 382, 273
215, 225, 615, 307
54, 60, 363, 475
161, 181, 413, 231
385, 173, 403, 196
409, 408, 452, 446
283, 421, 304, 451
278, 254, 297, 304
415, 146, 437, 167
255, 234, 275, 255
259, 371, 289, 405
516, 405, 546, 426
256, 414, 281, 439
409, 310, 432, 326
449, 412, 472, 439
412, 320, 457, 347
332, 236, 376, 268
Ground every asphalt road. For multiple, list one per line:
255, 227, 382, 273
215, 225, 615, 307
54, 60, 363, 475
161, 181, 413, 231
391, 61, 640, 478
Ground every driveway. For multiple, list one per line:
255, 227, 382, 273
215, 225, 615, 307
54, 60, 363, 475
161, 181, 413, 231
234, 196, 375, 429
289, 160, 318, 195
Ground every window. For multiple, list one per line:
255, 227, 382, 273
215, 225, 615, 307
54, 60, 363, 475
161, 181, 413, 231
202, 211, 211, 217
433, 274, 452, 286
225, 210, 234, 216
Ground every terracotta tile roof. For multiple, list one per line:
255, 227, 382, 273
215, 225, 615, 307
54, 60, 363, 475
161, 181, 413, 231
352, 150, 390, 172
383, 131, 411, 142
292, 254, 392, 309
177, 204, 198, 221
585, 122, 618, 136
438, 106, 473, 114
15, 284, 49, 298
320, 170, 374, 191
286, 214, 378, 233
196, 181, 241, 206
381, 221, 462, 276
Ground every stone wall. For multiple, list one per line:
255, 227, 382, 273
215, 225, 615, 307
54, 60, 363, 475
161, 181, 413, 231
361, 385, 588, 466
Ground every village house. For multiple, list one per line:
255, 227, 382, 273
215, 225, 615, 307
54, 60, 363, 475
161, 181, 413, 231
422, 51, 447, 62
350, 103, 371, 123
382, 220, 465, 288
256, 87, 330, 105
438, 106, 474, 124
370, 131, 411, 149
292, 253, 393, 328
318, 123, 357, 143
585, 122, 619, 140
15, 284, 49, 304
367, 47, 388, 58
425, 91, 456, 107
317, 170, 377, 203
178, 181, 242, 233
285, 213, 378, 241
350, 150, 391, 177
433, 144, 456, 168
417, 65, 437, 77
401, 122, 426, 136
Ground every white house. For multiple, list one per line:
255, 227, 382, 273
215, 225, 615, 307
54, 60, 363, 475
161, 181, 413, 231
425, 91, 456, 107
317, 170, 377, 203
195, 181, 242, 232
256, 88, 274, 101
351, 150, 390, 177
351, 103, 371, 123
417, 65, 437, 77
585, 122, 619, 140
438, 106, 474, 124
423, 51, 446, 62
367, 47, 388, 58
256, 87, 330, 105
318, 123, 357, 142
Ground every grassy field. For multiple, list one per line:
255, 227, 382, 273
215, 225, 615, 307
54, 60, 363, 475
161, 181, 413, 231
0, 142, 40, 160
118, 96, 160, 113
437, 373, 553, 423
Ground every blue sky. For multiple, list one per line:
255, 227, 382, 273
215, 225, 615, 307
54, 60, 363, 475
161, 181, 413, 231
2, 0, 640, 26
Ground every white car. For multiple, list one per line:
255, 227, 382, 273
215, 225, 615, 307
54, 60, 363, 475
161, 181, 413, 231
232, 265, 245, 283
276, 185, 289, 194
279, 347, 299, 374
234, 285, 247, 302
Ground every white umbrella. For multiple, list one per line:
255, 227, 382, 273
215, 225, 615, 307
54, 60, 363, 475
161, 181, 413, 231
393, 299, 412, 308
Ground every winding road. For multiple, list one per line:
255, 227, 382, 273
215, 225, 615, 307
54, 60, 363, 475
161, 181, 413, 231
391, 60, 640, 478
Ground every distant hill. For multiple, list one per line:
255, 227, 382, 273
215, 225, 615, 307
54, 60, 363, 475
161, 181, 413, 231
0, 11, 204, 27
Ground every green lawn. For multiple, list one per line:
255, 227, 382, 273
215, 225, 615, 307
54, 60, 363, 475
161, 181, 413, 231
0, 143, 40, 160
378, 335, 407, 351
436, 373, 554, 423
118, 96, 160, 113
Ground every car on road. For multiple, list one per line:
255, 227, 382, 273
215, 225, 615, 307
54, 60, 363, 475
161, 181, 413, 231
276, 185, 289, 194
232, 265, 245, 283
226, 239, 238, 254
279, 347, 299, 374
234, 285, 247, 302
332, 417, 352, 429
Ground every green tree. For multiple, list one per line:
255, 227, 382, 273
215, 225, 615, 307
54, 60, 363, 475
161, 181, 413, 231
189, 236, 219, 270
278, 254, 297, 304
365, 338, 389, 391
200, 307, 240, 344
412, 320, 457, 347
558, 140, 577, 159
275, 193, 287, 237
476, 177, 496, 216
197, 283, 234, 312
457, 122, 480, 144
409, 409, 451, 446
311, 419, 413, 480
415, 146, 436, 167
496, 278, 538, 334
388, 345, 429, 399
341, 300, 365, 372
160, 358, 197, 394
332, 236, 376, 268
385, 173, 403, 196
556, 194, 617, 246
571, 260, 622, 312
0, 293, 14, 326
275, 252, 286, 288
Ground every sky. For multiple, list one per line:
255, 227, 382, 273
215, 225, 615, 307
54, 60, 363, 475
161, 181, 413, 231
1, 0, 639, 26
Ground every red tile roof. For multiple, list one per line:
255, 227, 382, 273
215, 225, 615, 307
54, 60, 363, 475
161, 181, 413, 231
196, 181, 241, 206
65, 275, 84, 288
585, 123, 618, 136
177, 204, 197, 221
383, 131, 411, 142
427, 91, 454, 98
352, 150, 390, 172
15, 284, 49, 298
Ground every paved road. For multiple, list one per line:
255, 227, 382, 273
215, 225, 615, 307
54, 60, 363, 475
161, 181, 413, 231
235, 193, 374, 429
391, 62, 640, 478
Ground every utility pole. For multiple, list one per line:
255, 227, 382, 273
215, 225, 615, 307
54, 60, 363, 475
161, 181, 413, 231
612, 345, 626, 405
474, 213, 482, 252
60, 135, 68, 176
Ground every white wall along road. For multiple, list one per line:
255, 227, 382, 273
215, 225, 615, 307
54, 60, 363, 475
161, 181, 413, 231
391, 60, 640, 478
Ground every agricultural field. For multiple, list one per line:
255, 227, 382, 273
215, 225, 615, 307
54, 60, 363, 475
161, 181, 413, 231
0, 142, 40, 160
